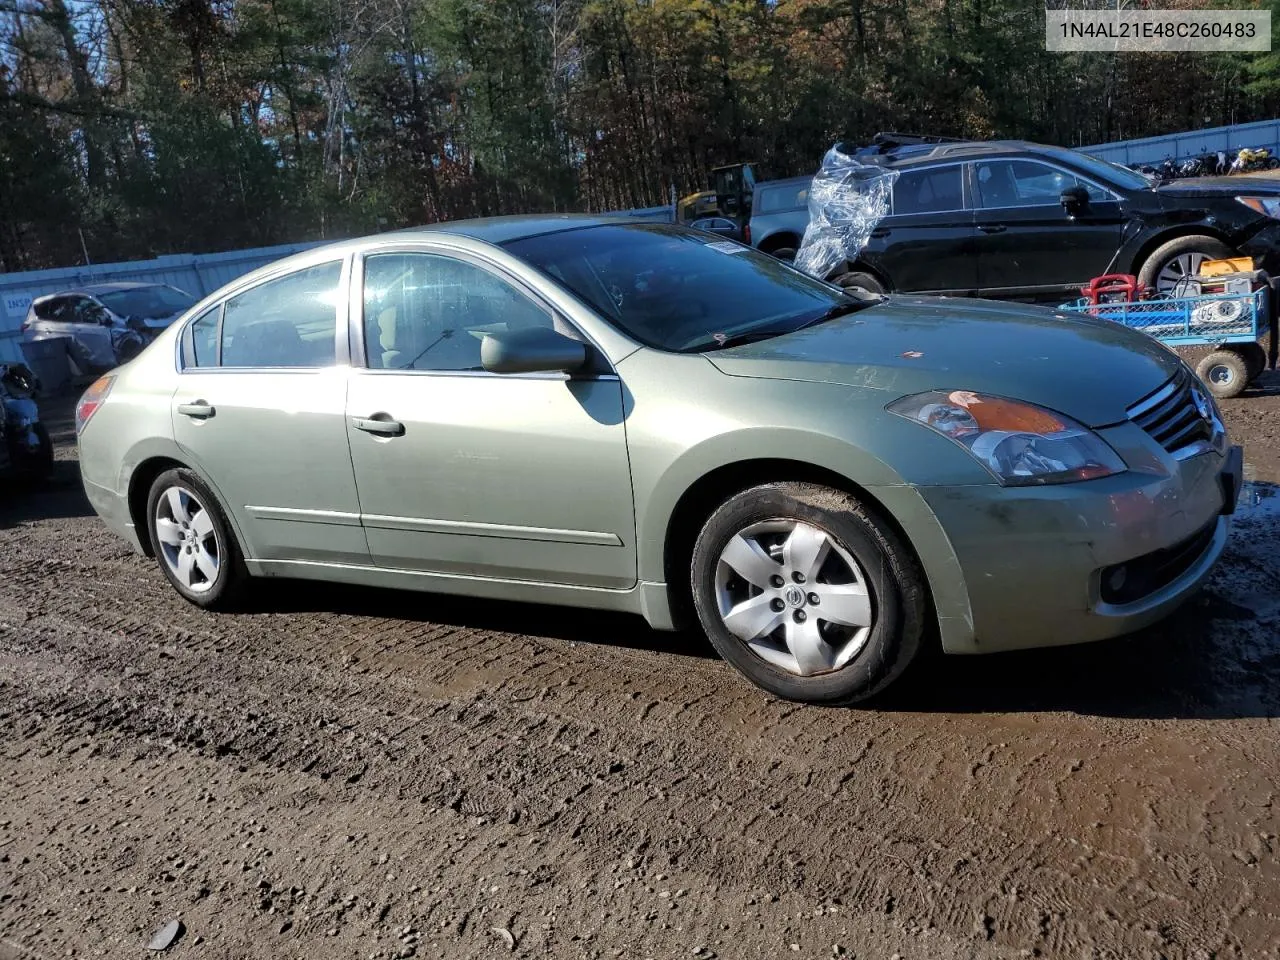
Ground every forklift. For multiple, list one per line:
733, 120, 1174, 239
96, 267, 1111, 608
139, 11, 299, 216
677, 162, 764, 238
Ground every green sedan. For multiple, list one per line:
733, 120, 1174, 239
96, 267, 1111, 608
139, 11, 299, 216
76, 217, 1244, 704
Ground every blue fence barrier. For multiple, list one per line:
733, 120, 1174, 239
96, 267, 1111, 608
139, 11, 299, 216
1079, 118, 1280, 168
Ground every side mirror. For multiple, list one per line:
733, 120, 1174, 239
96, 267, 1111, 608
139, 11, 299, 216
1060, 185, 1089, 214
480, 327, 588, 375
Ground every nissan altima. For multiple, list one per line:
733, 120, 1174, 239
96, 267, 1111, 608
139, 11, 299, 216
76, 217, 1243, 704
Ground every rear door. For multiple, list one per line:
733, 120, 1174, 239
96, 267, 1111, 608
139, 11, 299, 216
970, 159, 1126, 300
862, 164, 976, 294
171, 259, 370, 566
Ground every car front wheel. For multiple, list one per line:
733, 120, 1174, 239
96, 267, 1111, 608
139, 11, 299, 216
146, 468, 248, 609
690, 482, 927, 704
1137, 235, 1234, 294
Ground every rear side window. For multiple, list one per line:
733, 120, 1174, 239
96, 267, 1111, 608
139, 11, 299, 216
185, 261, 342, 369
756, 181, 811, 214
188, 306, 220, 367
892, 167, 964, 215
973, 159, 1111, 208
33, 297, 61, 320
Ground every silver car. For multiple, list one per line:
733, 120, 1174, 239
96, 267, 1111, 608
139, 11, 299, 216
23, 282, 196, 371
76, 217, 1243, 704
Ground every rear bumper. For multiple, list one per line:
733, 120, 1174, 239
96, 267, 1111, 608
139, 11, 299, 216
83, 474, 145, 554
914, 439, 1238, 654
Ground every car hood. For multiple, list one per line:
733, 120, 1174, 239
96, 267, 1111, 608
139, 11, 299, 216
1155, 175, 1280, 199
705, 296, 1183, 427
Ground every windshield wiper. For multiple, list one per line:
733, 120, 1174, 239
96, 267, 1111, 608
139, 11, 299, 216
697, 299, 869, 351
792, 298, 868, 332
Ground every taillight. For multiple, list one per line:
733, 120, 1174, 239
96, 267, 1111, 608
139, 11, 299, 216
76, 375, 114, 435
743, 224, 751, 245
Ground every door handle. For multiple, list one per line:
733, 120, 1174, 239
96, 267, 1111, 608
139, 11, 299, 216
352, 415, 405, 437
177, 401, 215, 419
869, 227, 890, 238
978, 224, 1007, 234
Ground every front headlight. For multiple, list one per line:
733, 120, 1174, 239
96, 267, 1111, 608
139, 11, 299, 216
888, 390, 1126, 485
1237, 196, 1280, 219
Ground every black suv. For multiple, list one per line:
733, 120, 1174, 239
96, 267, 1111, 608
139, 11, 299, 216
749, 137, 1280, 301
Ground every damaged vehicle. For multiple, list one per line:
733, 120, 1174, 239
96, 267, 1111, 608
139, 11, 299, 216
22, 282, 196, 372
0, 362, 53, 481
773, 136, 1280, 301
77, 218, 1242, 704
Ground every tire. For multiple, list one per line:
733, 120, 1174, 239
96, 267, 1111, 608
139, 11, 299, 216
689, 482, 927, 705
769, 247, 797, 262
145, 468, 248, 610
831, 270, 887, 295
1137, 235, 1234, 294
115, 335, 145, 363
1268, 158, 1280, 170
1195, 349, 1250, 400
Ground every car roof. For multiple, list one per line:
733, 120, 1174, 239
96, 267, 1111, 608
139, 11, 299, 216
866, 139, 1073, 169
386, 213, 663, 246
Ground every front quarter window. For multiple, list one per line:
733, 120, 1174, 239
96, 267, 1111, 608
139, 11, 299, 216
504, 224, 854, 352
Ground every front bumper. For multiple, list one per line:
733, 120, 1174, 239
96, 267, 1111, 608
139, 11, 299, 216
915, 435, 1241, 654
1239, 221, 1280, 275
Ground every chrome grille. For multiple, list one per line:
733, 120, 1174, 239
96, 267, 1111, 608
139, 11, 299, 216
1126, 368, 1214, 457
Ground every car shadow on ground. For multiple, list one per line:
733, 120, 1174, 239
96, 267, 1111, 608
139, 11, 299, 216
0, 460, 92, 526
21, 405, 1278, 722
879, 595, 1279, 721
261, 571, 1280, 722
262, 577, 722, 662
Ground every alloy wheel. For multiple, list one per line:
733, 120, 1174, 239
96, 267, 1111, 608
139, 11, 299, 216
1155, 252, 1209, 293
714, 519, 874, 676
154, 485, 220, 593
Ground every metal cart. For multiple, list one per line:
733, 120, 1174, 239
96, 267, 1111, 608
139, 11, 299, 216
1059, 285, 1276, 399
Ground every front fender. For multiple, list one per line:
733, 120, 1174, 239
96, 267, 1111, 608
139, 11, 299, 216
618, 352, 980, 649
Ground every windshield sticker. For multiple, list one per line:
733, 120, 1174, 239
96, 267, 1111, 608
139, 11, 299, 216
705, 241, 748, 255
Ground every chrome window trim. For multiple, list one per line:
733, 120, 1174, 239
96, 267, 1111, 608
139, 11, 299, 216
350, 241, 617, 377
886, 160, 971, 216
969, 158, 1122, 212
176, 254, 352, 374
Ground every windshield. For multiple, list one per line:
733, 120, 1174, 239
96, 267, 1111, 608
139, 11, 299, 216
504, 224, 855, 352
97, 285, 195, 319
1042, 147, 1151, 191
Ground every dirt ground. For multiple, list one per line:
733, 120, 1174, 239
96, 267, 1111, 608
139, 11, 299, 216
1, 378, 1278, 960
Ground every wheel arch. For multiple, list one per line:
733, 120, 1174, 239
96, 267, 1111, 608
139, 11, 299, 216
127, 456, 190, 557
756, 230, 802, 254
830, 259, 893, 289
659, 458, 940, 640
126, 454, 246, 560
1128, 226, 1234, 278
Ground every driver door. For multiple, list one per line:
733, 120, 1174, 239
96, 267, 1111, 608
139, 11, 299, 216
345, 248, 636, 589
970, 159, 1125, 300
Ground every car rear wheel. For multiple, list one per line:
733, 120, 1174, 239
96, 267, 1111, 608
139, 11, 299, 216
1138, 235, 1234, 294
690, 482, 926, 704
1195, 349, 1250, 400
832, 270, 887, 296
146, 468, 248, 610
769, 247, 797, 262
